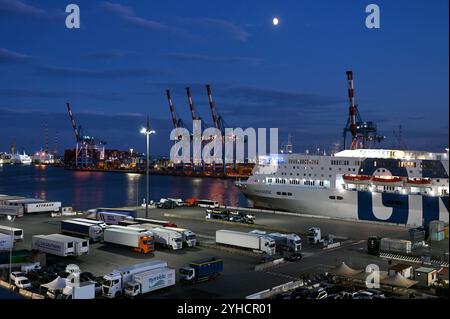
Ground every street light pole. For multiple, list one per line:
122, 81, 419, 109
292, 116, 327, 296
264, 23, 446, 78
7, 215, 15, 288
146, 131, 149, 219
140, 115, 155, 219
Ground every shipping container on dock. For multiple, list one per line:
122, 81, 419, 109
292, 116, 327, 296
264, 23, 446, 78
380, 238, 412, 254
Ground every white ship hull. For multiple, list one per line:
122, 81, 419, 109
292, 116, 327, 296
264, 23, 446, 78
238, 183, 449, 227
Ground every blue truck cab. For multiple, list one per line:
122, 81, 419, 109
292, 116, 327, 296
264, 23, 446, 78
179, 258, 224, 283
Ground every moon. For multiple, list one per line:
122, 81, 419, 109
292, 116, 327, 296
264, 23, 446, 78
272, 17, 279, 26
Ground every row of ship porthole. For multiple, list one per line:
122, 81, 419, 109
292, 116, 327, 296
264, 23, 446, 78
329, 196, 344, 200
276, 191, 293, 197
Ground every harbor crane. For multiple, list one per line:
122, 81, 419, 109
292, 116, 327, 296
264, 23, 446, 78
343, 71, 385, 150
66, 102, 106, 167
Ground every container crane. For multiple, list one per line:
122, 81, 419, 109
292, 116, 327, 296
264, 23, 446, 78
66, 102, 106, 167
342, 71, 385, 150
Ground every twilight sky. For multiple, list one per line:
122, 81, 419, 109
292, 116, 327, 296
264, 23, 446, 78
0, 0, 448, 156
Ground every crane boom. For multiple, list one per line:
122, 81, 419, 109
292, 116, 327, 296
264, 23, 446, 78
66, 102, 81, 142
206, 84, 220, 130
166, 89, 179, 128
186, 87, 197, 121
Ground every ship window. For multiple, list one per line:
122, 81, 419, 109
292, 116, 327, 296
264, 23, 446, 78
282, 192, 287, 196
288, 193, 292, 196
336, 196, 343, 200
329, 196, 336, 200
276, 192, 281, 195
395, 201, 403, 206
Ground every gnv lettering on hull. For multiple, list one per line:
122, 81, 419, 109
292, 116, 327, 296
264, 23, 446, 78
357, 191, 409, 224
358, 191, 449, 225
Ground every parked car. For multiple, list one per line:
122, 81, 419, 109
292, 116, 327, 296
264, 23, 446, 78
14, 276, 32, 289
10, 271, 26, 282
307, 288, 328, 299
354, 290, 374, 299
365, 288, 386, 299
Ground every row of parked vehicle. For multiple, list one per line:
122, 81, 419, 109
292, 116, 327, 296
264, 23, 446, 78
275, 277, 387, 300
206, 209, 255, 224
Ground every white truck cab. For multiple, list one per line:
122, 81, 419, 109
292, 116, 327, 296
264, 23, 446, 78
307, 227, 323, 244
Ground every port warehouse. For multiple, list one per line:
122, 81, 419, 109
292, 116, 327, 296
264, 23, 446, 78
0, 202, 448, 297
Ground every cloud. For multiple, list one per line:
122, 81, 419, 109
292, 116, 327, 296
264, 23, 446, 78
0, 0, 63, 19
0, 0, 45, 16
0, 47, 33, 64
181, 17, 250, 41
161, 53, 264, 65
100, 1, 186, 35
82, 50, 132, 61
36, 65, 170, 79
0, 88, 122, 101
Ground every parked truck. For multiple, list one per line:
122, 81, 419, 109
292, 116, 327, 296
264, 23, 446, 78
179, 258, 224, 284
139, 224, 182, 250
96, 211, 134, 225
102, 260, 168, 298
92, 208, 138, 218
103, 227, 154, 254
165, 227, 197, 247
0, 204, 24, 217
0, 233, 13, 251
0, 225, 23, 241
124, 266, 176, 297
307, 227, 324, 244
215, 230, 276, 255
250, 230, 302, 252
31, 234, 75, 257
60, 220, 103, 242
5, 198, 61, 214
50, 234, 89, 256
380, 238, 412, 254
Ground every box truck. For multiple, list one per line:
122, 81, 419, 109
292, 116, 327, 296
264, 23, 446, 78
50, 234, 89, 256
216, 230, 276, 255
102, 260, 168, 298
139, 224, 182, 250
32, 234, 75, 257
165, 227, 197, 247
0, 225, 23, 241
179, 258, 224, 283
60, 220, 103, 242
0, 233, 13, 251
124, 267, 175, 297
103, 227, 154, 254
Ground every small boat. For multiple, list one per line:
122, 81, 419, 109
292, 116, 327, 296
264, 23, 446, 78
343, 174, 372, 184
371, 175, 403, 186
405, 178, 431, 187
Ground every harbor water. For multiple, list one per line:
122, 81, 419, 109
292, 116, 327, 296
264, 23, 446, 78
0, 165, 250, 210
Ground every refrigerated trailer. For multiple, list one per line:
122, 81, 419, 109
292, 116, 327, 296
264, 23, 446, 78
97, 212, 134, 225
32, 234, 75, 257
72, 218, 107, 229
103, 227, 154, 254
50, 234, 89, 256
5, 199, 61, 214
0, 225, 23, 241
60, 220, 103, 242
216, 230, 276, 255
124, 267, 175, 297
102, 260, 168, 298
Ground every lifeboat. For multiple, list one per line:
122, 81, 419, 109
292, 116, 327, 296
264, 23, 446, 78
371, 175, 403, 186
343, 174, 372, 184
405, 178, 431, 187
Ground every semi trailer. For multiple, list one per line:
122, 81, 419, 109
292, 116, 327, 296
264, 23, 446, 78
124, 267, 175, 297
138, 224, 182, 250
49, 234, 89, 256
134, 218, 177, 227
215, 230, 276, 255
31, 234, 75, 257
0, 233, 13, 251
60, 220, 103, 242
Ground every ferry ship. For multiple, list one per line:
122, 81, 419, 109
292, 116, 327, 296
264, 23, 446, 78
236, 71, 449, 227
236, 149, 449, 227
